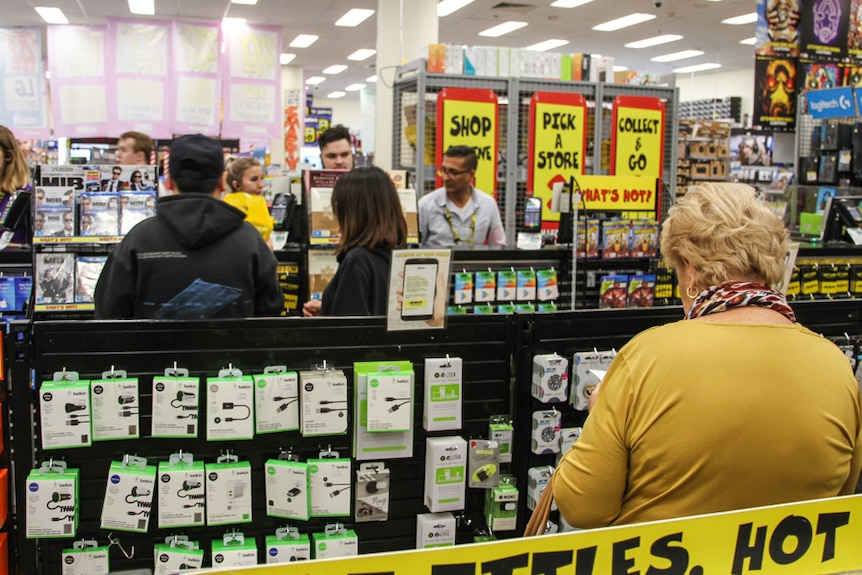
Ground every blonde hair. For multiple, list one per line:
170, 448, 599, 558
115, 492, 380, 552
0, 126, 30, 195
224, 156, 262, 192
661, 183, 788, 288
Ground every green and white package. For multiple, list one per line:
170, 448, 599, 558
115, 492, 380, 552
99, 455, 156, 532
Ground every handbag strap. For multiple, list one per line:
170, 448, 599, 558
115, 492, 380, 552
523, 480, 554, 537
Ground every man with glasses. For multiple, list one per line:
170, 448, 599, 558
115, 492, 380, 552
418, 145, 506, 248
52, 212, 75, 237
102, 166, 125, 192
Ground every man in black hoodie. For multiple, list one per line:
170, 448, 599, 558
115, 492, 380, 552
94, 134, 284, 319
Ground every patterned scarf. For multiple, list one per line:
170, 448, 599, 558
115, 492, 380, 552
686, 281, 796, 323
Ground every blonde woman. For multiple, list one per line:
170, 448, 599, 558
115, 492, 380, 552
223, 156, 273, 244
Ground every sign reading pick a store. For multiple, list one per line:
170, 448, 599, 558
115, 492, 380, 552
807, 86, 858, 119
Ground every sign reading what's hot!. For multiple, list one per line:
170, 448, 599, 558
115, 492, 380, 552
611, 95, 665, 179
528, 92, 587, 228
436, 87, 498, 197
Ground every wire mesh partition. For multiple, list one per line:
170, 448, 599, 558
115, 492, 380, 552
11, 315, 514, 574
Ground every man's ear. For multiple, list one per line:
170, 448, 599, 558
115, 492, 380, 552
163, 174, 176, 193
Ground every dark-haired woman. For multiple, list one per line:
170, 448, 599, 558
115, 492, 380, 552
302, 166, 407, 316
0, 126, 32, 247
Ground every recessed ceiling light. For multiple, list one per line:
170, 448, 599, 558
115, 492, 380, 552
673, 62, 722, 73
323, 65, 348, 74
651, 49, 705, 63
35, 7, 68, 24
305, 76, 326, 85
550, 0, 593, 7
290, 34, 319, 48
366, 74, 378, 82
625, 34, 683, 49
128, 0, 154, 15
479, 21, 528, 37
336, 9, 375, 27
346, 83, 366, 91
739, 37, 757, 45
722, 12, 758, 25
222, 17, 247, 29
348, 49, 376, 61
438, 0, 475, 17
327, 91, 346, 99
525, 39, 569, 52
613, 65, 628, 72
231, 0, 258, 4
280, 53, 296, 65
593, 13, 655, 32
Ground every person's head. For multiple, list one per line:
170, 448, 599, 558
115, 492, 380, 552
661, 183, 789, 314
0, 125, 30, 194
225, 157, 264, 194
439, 145, 477, 196
331, 166, 407, 253
34, 211, 44, 230
35, 187, 45, 206
117, 131, 154, 165
110, 166, 122, 180
81, 214, 93, 230
166, 134, 225, 196
318, 124, 354, 170
131, 170, 143, 184
63, 212, 74, 231
81, 195, 91, 212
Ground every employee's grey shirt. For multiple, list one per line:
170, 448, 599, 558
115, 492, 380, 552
418, 186, 506, 248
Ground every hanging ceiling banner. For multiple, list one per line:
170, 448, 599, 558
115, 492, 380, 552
0, 27, 49, 138
48, 25, 111, 137
107, 19, 172, 139
172, 21, 222, 136
799, 0, 851, 60
527, 91, 587, 229
436, 87, 499, 197
610, 95, 665, 180
221, 23, 283, 142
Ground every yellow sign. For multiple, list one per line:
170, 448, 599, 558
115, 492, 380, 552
612, 96, 665, 179
577, 174, 658, 213
529, 94, 586, 224
206, 495, 862, 574
439, 90, 497, 196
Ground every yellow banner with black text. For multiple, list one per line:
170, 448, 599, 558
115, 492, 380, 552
204, 495, 862, 575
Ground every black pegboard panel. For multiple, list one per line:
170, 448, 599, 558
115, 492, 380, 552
18, 315, 515, 574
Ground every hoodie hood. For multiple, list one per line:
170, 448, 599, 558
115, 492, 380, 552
155, 194, 246, 249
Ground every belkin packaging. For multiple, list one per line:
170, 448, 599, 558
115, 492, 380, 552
423, 357, 463, 431
424, 436, 467, 512
353, 361, 414, 460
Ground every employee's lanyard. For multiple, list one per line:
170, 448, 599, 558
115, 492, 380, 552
444, 205, 476, 244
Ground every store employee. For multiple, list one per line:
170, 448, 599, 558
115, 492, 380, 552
418, 145, 506, 248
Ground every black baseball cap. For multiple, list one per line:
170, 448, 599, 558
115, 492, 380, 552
169, 134, 224, 182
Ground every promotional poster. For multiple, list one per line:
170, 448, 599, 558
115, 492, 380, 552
756, 0, 801, 57
754, 57, 798, 129
799, 0, 851, 58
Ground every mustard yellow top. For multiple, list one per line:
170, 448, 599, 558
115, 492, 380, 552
554, 320, 862, 528
223, 192, 273, 242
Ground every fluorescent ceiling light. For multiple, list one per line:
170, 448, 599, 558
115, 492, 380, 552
722, 12, 758, 25
625, 34, 683, 49
348, 49, 376, 61
35, 7, 68, 24
479, 21, 528, 37
438, 0, 475, 16
593, 13, 655, 32
231, 0, 258, 4
551, 0, 593, 7
327, 91, 346, 99
335, 9, 374, 27
222, 17, 246, 29
305, 76, 326, 85
346, 83, 366, 91
128, 0, 154, 15
290, 34, 319, 48
651, 49, 704, 63
673, 62, 722, 73
323, 65, 348, 74
280, 53, 296, 65
525, 39, 569, 52
739, 37, 757, 45
366, 74, 378, 82
613, 65, 628, 72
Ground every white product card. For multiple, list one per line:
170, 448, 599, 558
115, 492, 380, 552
300, 369, 348, 436
157, 454, 205, 529
264, 458, 310, 521
91, 374, 139, 441
99, 457, 156, 532
366, 373, 413, 432
254, 369, 299, 434
205, 460, 252, 526
151, 371, 200, 438
572, 350, 614, 411
61, 544, 109, 575
206, 371, 254, 441
531, 409, 562, 455
423, 357, 463, 432
308, 457, 351, 517
40, 378, 92, 450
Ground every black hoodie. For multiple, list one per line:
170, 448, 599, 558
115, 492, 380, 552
94, 193, 284, 319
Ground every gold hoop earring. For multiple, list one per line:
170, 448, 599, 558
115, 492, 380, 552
686, 287, 699, 299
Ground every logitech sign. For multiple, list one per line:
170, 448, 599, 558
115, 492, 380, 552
807, 87, 858, 119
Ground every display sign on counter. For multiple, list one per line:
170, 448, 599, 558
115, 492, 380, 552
436, 88, 498, 197
576, 174, 659, 214
528, 92, 587, 229
610, 95, 665, 180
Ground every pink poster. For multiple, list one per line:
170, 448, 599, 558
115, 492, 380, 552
171, 21, 222, 137
107, 19, 172, 139
221, 24, 282, 141
0, 27, 50, 138
47, 25, 111, 137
